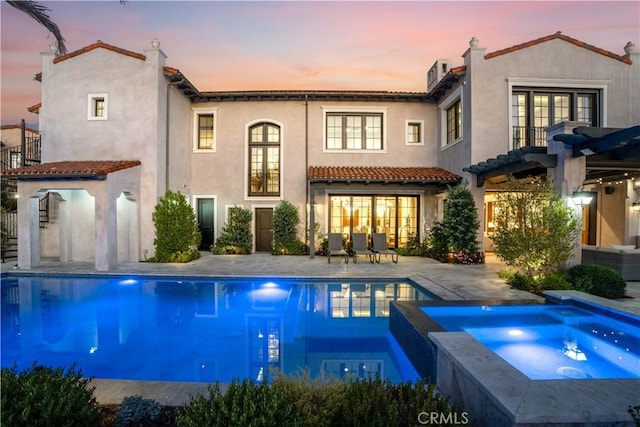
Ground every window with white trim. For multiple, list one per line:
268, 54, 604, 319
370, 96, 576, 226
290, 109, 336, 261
324, 108, 386, 151
87, 93, 108, 120
446, 100, 461, 144
192, 108, 217, 151
406, 120, 423, 145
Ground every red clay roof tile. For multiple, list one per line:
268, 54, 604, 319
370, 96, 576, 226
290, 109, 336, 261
4, 160, 141, 179
484, 32, 632, 64
308, 166, 460, 183
53, 41, 146, 64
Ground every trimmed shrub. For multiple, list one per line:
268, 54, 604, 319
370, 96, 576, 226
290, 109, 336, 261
151, 190, 201, 263
272, 201, 305, 255
425, 222, 449, 262
567, 264, 627, 299
1, 363, 103, 426
443, 183, 482, 263
500, 270, 572, 295
115, 395, 162, 427
213, 206, 253, 254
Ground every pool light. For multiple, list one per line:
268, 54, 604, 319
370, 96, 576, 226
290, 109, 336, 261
563, 340, 587, 361
118, 279, 138, 286
507, 329, 524, 336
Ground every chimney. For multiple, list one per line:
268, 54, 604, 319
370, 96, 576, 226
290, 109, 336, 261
427, 59, 452, 92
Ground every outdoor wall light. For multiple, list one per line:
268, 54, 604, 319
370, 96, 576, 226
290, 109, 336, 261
570, 189, 593, 207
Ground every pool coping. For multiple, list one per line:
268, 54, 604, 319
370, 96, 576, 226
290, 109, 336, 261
390, 292, 640, 426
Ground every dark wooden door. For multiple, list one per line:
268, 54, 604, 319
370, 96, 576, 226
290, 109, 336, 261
197, 198, 215, 250
255, 208, 273, 252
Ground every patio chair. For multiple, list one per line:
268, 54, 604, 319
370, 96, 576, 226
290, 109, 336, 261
351, 233, 374, 264
326, 233, 348, 264
371, 233, 398, 263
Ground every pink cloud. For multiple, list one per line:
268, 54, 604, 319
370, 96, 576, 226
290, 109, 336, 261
1, 1, 637, 125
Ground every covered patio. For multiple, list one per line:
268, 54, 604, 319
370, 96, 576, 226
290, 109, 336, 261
5, 161, 141, 271
464, 123, 640, 266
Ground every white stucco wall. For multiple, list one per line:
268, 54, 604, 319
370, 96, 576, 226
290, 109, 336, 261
39, 44, 166, 258
185, 99, 440, 243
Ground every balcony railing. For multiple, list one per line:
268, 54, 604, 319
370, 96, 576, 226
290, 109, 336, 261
512, 126, 548, 150
1, 136, 41, 172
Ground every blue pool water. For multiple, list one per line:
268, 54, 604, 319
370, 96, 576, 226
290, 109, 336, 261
422, 304, 640, 380
1, 274, 436, 383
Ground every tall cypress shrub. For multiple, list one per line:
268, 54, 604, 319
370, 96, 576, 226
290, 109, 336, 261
151, 190, 201, 262
272, 200, 305, 255
443, 183, 483, 263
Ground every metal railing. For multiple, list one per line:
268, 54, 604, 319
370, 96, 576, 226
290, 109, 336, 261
1, 210, 18, 262
512, 126, 548, 150
0, 135, 41, 171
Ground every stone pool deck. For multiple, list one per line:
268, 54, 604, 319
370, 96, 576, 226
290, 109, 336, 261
2, 252, 639, 425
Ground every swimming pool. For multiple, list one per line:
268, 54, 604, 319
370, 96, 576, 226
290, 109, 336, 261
0, 274, 436, 384
422, 303, 640, 380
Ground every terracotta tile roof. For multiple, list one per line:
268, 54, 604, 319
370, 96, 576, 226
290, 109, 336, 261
4, 160, 141, 179
485, 32, 632, 64
1, 124, 39, 133
53, 41, 146, 64
27, 103, 41, 114
308, 166, 460, 184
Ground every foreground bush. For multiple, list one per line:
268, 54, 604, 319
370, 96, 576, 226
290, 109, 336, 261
177, 374, 453, 427
567, 264, 627, 299
177, 379, 297, 426
115, 395, 162, 427
1, 363, 103, 426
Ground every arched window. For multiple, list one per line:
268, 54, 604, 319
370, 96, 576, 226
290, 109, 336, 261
248, 122, 280, 196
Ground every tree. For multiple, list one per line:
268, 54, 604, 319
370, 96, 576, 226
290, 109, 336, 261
151, 190, 201, 263
5, 0, 125, 55
213, 206, 253, 254
491, 178, 580, 276
442, 183, 481, 262
272, 200, 305, 255
6, 1, 66, 54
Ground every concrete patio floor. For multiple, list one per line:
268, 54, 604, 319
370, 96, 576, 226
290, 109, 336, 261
2, 252, 639, 416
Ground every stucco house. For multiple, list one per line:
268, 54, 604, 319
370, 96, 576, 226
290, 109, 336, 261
6, 32, 639, 271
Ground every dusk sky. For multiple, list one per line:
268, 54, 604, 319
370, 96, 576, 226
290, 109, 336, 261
1, 1, 638, 125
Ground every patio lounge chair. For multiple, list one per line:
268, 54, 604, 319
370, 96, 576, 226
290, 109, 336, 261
351, 233, 373, 264
371, 233, 398, 263
327, 233, 348, 264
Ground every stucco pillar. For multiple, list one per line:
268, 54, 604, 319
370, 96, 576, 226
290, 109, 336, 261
309, 187, 316, 259
546, 121, 589, 267
56, 191, 72, 262
94, 182, 117, 271
469, 175, 486, 253
17, 191, 41, 269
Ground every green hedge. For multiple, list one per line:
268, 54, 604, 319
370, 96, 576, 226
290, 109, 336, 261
567, 264, 627, 299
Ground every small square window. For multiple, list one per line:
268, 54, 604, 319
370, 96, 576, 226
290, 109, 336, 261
406, 121, 423, 145
88, 93, 108, 120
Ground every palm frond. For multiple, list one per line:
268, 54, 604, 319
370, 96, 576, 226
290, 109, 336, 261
6, 0, 67, 55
